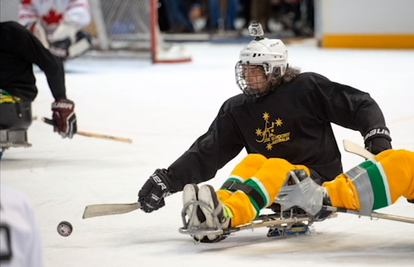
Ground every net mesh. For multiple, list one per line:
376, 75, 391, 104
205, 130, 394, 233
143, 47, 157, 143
97, 0, 152, 50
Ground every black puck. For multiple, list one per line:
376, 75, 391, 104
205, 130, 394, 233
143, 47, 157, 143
57, 221, 73, 237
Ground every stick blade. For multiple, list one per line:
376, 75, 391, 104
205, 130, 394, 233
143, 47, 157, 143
82, 202, 141, 219
343, 139, 374, 160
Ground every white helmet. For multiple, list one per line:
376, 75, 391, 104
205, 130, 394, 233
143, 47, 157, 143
236, 37, 288, 97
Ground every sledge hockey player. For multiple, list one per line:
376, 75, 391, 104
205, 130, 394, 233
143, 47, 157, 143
0, 185, 43, 267
0, 21, 77, 155
137, 22, 392, 238
179, 149, 414, 242
18, 0, 92, 61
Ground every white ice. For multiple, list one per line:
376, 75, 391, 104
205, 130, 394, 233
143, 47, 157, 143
2, 40, 414, 267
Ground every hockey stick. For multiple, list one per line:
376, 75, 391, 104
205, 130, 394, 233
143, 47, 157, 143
343, 139, 374, 159
82, 202, 141, 219
42, 117, 133, 143
322, 206, 414, 224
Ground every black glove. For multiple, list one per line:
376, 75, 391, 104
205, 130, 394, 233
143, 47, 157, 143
51, 99, 77, 138
364, 127, 392, 155
138, 169, 172, 213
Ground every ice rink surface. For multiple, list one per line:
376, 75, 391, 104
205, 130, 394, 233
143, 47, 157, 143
2, 39, 414, 266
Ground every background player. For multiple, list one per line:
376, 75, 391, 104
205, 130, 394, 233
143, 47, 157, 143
18, 0, 92, 61
0, 185, 43, 267
0, 21, 77, 155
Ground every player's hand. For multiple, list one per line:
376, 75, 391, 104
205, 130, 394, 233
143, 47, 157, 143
364, 127, 392, 155
138, 169, 172, 213
51, 99, 77, 138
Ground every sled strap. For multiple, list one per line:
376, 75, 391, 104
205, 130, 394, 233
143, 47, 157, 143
221, 181, 266, 209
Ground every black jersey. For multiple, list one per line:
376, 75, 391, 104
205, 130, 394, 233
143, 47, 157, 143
0, 21, 66, 101
167, 72, 388, 191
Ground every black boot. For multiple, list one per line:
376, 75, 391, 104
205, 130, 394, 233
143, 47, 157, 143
314, 190, 333, 221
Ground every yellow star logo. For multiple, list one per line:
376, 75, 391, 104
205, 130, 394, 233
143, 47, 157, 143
275, 118, 283, 126
255, 128, 263, 136
263, 112, 270, 121
266, 143, 273, 150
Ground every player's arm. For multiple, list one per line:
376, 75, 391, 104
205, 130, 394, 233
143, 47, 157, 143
168, 113, 244, 189
310, 73, 391, 154
11, 22, 66, 99
138, 106, 244, 213
11, 22, 77, 138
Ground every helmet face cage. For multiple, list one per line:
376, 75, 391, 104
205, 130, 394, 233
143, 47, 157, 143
235, 38, 288, 98
235, 61, 283, 98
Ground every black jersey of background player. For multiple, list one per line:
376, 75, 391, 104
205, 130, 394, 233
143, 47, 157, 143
167, 72, 387, 190
0, 21, 66, 101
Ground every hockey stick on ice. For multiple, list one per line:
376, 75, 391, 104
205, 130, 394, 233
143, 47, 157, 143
343, 139, 374, 160
322, 205, 414, 224
82, 202, 141, 219
42, 117, 133, 143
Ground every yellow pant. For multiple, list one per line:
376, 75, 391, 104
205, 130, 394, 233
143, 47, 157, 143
324, 149, 414, 211
218, 150, 414, 227
217, 154, 310, 227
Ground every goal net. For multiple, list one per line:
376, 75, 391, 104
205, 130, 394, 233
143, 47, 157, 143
0, 0, 192, 64
90, 0, 192, 63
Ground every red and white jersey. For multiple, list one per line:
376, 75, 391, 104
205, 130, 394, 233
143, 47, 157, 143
0, 186, 43, 267
18, 0, 91, 34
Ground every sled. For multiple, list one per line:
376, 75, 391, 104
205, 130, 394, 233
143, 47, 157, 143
178, 198, 414, 242
178, 201, 319, 240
